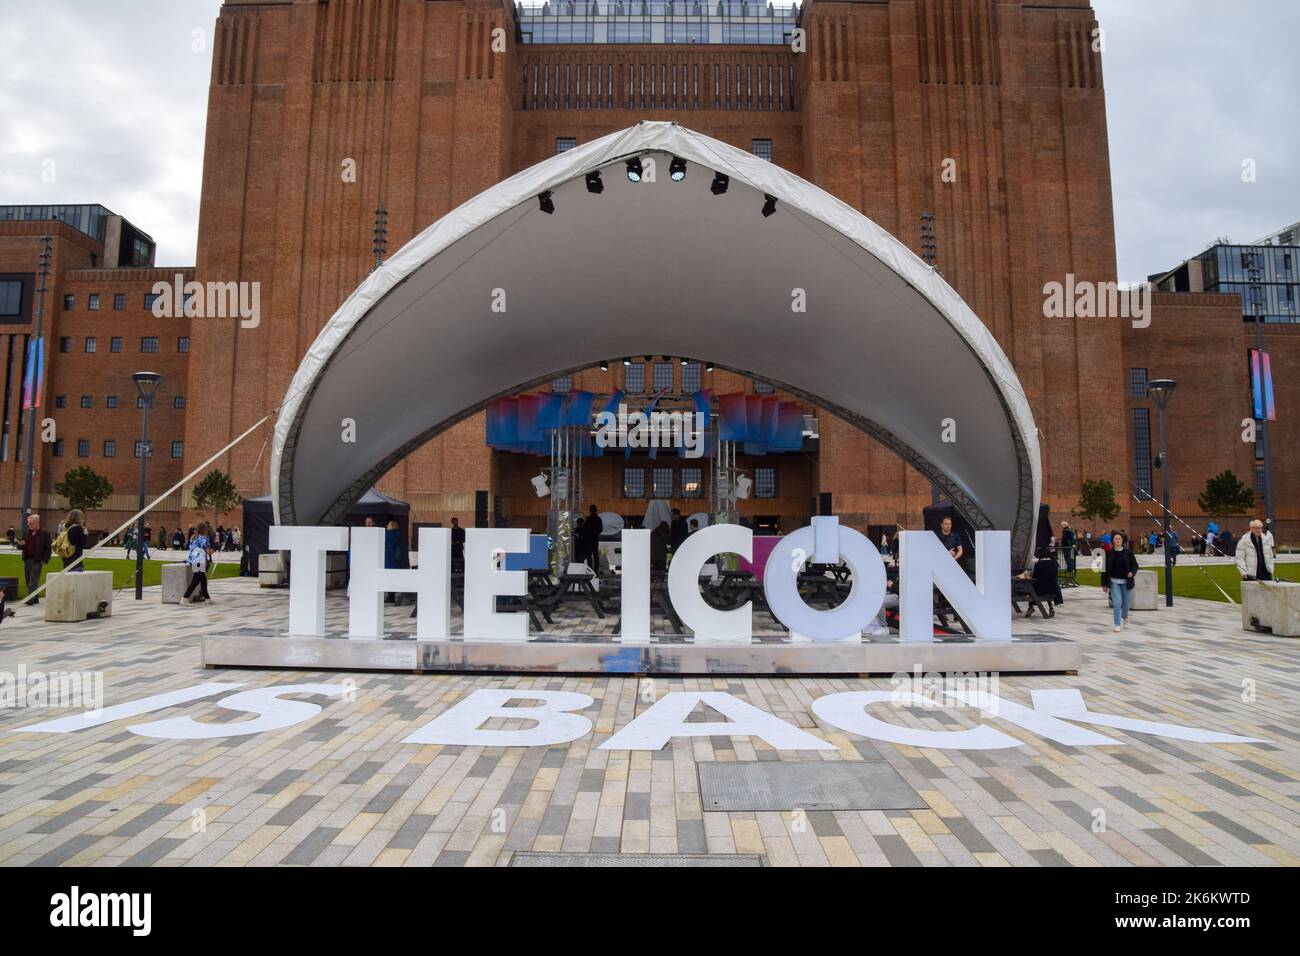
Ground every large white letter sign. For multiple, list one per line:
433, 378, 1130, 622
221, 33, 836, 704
270, 525, 350, 636
764, 517, 886, 642
128, 684, 349, 740
17, 683, 245, 734
898, 529, 1012, 642
599, 692, 834, 751
812, 691, 1022, 750
619, 529, 651, 645
348, 527, 450, 639
1028, 689, 1268, 744
402, 689, 594, 746
463, 528, 531, 642
667, 523, 752, 643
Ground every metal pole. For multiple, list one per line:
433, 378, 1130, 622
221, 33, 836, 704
1158, 405, 1173, 608
135, 399, 150, 600
1249, 254, 1276, 533
19, 235, 52, 520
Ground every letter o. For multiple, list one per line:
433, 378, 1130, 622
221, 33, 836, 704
763, 523, 885, 641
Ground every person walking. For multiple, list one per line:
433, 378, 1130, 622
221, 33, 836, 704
383, 519, 405, 604
1059, 521, 1077, 575
181, 522, 214, 605
1235, 519, 1276, 582
1102, 530, 1138, 632
20, 513, 52, 605
55, 510, 87, 572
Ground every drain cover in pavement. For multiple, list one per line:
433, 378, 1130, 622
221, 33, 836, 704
509, 852, 762, 867
699, 761, 926, 812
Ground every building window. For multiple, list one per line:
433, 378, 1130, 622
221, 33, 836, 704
52, 439, 64, 457
54, 396, 67, 409
171, 440, 184, 459
134, 440, 147, 458
106, 395, 118, 409
652, 467, 674, 498
110, 336, 121, 353
59, 337, 71, 353
174, 395, 186, 409
751, 139, 773, 162
103, 440, 116, 458
1132, 407, 1153, 499
141, 336, 159, 353
623, 467, 645, 498
624, 362, 646, 393
754, 466, 777, 498
143, 293, 159, 311
550, 374, 571, 392
62, 294, 74, 310
1128, 367, 1148, 398
77, 439, 90, 458
681, 466, 703, 498
681, 361, 702, 393
0, 281, 21, 316
88, 293, 100, 311
754, 380, 774, 394
113, 293, 125, 310
79, 395, 92, 409
137, 395, 147, 409
1255, 462, 1267, 493
177, 336, 189, 353
556, 137, 577, 154
653, 362, 674, 393
85, 336, 96, 353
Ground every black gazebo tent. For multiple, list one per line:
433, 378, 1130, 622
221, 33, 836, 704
242, 490, 411, 569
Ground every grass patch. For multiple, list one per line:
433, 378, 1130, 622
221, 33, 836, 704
0, 553, 241, 599
1075, 564, 1294, 603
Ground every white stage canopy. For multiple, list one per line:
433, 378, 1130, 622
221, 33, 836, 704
271, 121, 1042, 565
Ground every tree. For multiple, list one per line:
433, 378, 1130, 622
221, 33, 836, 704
1072, 479, 1121, 533
1197, 470, 1255, 516
191, 469, 242, 525
54, 466, 114, 515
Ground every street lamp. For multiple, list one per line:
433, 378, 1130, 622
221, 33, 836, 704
133, 372, 162, 600
1148, 378, 1177, 608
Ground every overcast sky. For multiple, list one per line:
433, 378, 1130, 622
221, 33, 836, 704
1, 0, 1296, 280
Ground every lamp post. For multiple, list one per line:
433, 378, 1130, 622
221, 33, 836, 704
1148, 378, 1177, 607
1245, 252, 1275, 533
133, 372, 162, 600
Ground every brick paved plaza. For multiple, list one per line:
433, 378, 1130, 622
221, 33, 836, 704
0, 574, 1297, 868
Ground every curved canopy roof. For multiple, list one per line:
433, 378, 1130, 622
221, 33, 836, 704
271, 122, 1041, 564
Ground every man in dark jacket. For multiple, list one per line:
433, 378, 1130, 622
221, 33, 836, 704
579, 505, 604, 571
21, 513, 52, 604
669, 509, 689, 554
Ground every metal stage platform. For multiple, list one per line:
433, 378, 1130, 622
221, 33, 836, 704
202, 632, 1080, 675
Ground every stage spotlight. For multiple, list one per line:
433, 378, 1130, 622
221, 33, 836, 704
706, 362, 715, 372
599, 360, 609, 371
538, 191, 555, 215
585, 171, 603, 194
643, 355, 652, 363
735, 475, 753, 499
761, 194, 777, 218
531, 473, 550, 498
669, 156, 687, 181
626, 158, 643, 182
710, 172, 729, 195
680, 357, 688, 366
623, 358, 632, 366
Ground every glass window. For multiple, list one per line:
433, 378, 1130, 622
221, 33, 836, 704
134, 440, 147, 458
177, 336, 189, 353
1132, 408, 1153, 498
85, 336, 96, 353
623, 467, 645, 498
681, 466, 703, 498
1129, 367, 1148, 397
556, 137, 577, 154
141, 336, 159, 353
754, 466, 776, 498
171, 440, 184, 459
62, 294, 74, 310
103, 440, 116, 458
52, 439, 64, 458
751, 139, 773, 162
137, 395, 147, 409
754, 380, 774, 394
88, 293, 100, 311
110, 337, 121, 353
681, 361, 702, 393
79, 395, 92, 409
106, 395, 118, 409
76, 439, 89, 458
174, 395, 186, 409
652, 467, 674, 498
550, 374, 571, 392
143, 293, 159, 311
113, 293, 125, 310
653, 362, 674, 392
0, 281, 21, 316
624, 362, 646, 393
54, 395, 67, 409
59, 337, 71, 353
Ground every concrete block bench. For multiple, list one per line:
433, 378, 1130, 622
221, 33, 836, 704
1241, 580, 1300, 637
1131, 570, 1158, 610
44, 571, 114, 622
161, 562, 194, 604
